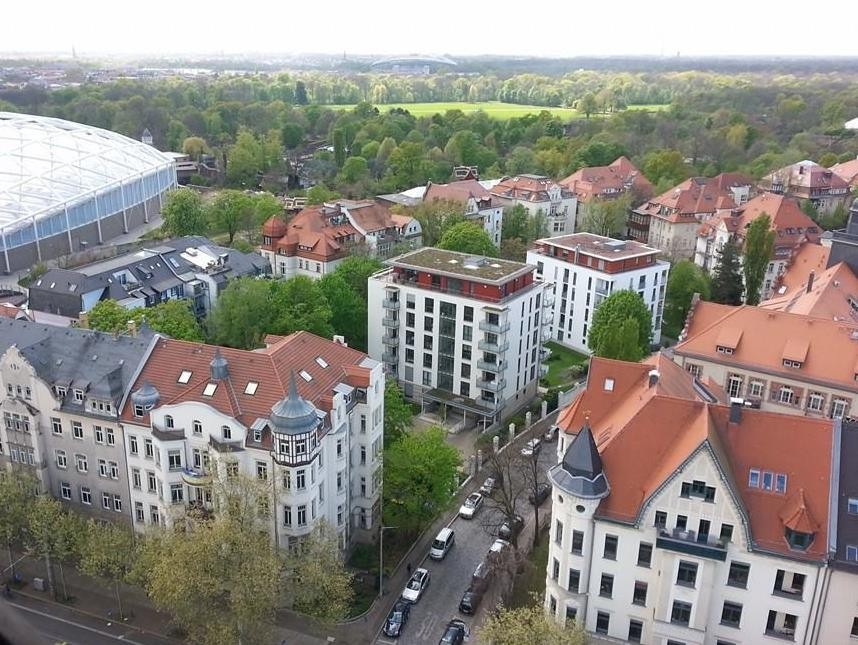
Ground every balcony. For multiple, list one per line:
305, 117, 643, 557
476, 378, 506, 392
382, 316, 399, 328
543, 293, 555, 308
181, 467, 212, 486
477, 360, 504, 373
479, 319, 511, 334
382, 298, 400, 310
540, 346, 552, 360
478, 340, 509, 353
381, 334, 400, 347
382, 351, 398, 363
656, 528, 727, 561
542, 311, 555, 325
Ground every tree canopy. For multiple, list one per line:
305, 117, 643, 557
743, 215, 775, 305
480, 601, 587, 645
710, 239, 744, 305
161, 188, 207, 237
587, 290, 653, 359
87, 299, 204, 341
664, 260, 710, 338
383, 380, 413, 445
579, 195, 631, 237
437, 221, 498, 257
206, 189, 254, 245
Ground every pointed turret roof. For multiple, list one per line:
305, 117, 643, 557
549, 421, 609, 499
269, 371, 320, 436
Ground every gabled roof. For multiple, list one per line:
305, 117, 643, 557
559, 156, 653, 204
636, 176, 737, 223
761, 261, 858, 323
424, 179, 492, 204
763, 160, 850, 192
771, 243, 831, 294
831, 157, 858, 187
262, 204, 360, 261
491, 175, 572, 203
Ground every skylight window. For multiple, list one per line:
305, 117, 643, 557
299, 370, 313, 382
603, 378, 614, 392
178, 370, 192, 384
245, 381, 259, 395
202, 383, 217, 397
315, 357, 329, 369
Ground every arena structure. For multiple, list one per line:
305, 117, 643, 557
0, 113, 177, 273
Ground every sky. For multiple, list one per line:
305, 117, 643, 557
3, 0, 858, 59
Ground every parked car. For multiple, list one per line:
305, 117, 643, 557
544, 424, 559, 442
439, 619, 469, 645
459, 492, 484, 519
479, 476, 496, 496
488, 538, 511, 558
401, 568, 431, 603
498, 514, 525, 540
383, 600, 412, 638
429, 527, 455, 560
528, 482, 551, 506
459, 585, 484, 615
521, 437, 542, 457
472, 560, 494, 588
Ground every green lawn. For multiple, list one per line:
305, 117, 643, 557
326, 101, 669, 120
541, 341, 588, 388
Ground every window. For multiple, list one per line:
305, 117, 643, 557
170, 483, 184, 504
134, 404, 144, 417
851, 617, 858, 637
51, 418, 62, 435
193, 420, 202, 435
567, 569, 579, 593
178, 370, 192, 384
595, 611, 609, 635
655, 510, 667, 528
244, 381, 259, 395
297, 505, 307, 527
603, 534, 618, 560
554, 519, 563, 544
73, 389, 84, 403
832, 398, 849, 419
551, 558, 560, 581
727, 375, 743, 398
720, 523, 734, 543
128, 435, 138, 455
571, 530, 584, 554
202, 383, 217, 397
849, 498, 858, 515
296, 469, 306, 490
132, 468, 141, 490
102, 493, 111, 510
98, 458, 108, 478
80, 487, 91, 505
676, 514, 687, 530
424, 297, 434, 313
284, 505, 292, 527
677, 561, 698, 587
256, 461, 268, 480
727, 561, 749, 588
226, 462, 239, 479
721, 602, 742, 628
565, 606, 577, 624
56, 450, 67, 469
762, 471, 774, 491
113, 496, 123, 513
633, 580, 647, 606
168, 450, 182, 470
147, 471, 157, 493
749, 468, 760, 487
776, 473, 788, 493
628, 619, 643, 643
95, 426, 104, 443
60, 482, 71, 500
75, 454, 88, 473
671, 600, 692, 626
599, 573, 614, 598
135, 502, 144, 522
749, 380, 764, 397
779, 387, 795, 405
637, 542, 652, 567
766, 610, 798, 640
222, 425, 231, 440
109, 461, 119, 479
72, 421, 83, 440
807, 393, 824, 413
774, 569, 806, 598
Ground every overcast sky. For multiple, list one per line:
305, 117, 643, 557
4, 0, 858, 58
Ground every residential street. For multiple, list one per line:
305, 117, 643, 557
374, 420, 559, 645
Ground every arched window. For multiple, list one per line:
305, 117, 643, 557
164, 415, 174, 429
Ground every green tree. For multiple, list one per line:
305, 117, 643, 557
577, 93, 598, 119
579, 195, 630, 237
306, 184, 340, 205
295, 81, 308, 105
595, 316, 644, 361
480, 600, 587, 645
664, 260, 711, 338
501, 204, 530, 242
743, 215, 775, 305
281, 522, 353, 623
710, 239, 744, 305
406, 199, 467, 247
78, 520, 136, 619
386, 141, 429, 188
226, 129, 265, 188
383, 380, 413, 445
88, 299, 131, 333
437, 221, 498, 257
319, 273, 367, 350
182, 136, 208, 160
27, 496, 82, 600
162, 188, 207, 237
269, 276, 334, 338
642, 149, 689, 187
587, 290, 652, 358
332, 128, 347, 168
281, 122, 305, 149
383, 427, 461, 533
207, 277, 275, 349
0, 471, 37, 579
333, 255, 384, 301
339, 156, 370, 184
207, 189, 254, 245
136, 300, 204, 341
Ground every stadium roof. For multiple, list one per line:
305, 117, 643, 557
0, 112, 174, 229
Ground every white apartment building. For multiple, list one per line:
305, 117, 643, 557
368, 247, 549, 427
120, 331, 384, 549
546, 355, 836, 644
491, 175, 578, 235
528, 233, 668, 354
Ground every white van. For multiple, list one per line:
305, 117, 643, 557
429, 527, 455, 560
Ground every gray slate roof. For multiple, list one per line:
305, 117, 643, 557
548, 423, 610, 499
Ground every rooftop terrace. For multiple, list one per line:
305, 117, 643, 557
387, 247, 533, 284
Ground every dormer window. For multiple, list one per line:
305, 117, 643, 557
603, 378, 615, 392
73, 389, 84, 403
785, 528, 814, 551
133, 404, 144, 417
253, 428, 262, 442
716, 345, 734, 355
782, 359, 802, 369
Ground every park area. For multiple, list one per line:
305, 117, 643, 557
540, 341, 589, 389
328, 101, 668, 120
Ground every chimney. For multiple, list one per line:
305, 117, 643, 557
127, 320, 137, 337
78, 311, 89, 329
647, 369, 660, 388
806, 270, 815, 294
729, 397, 743, 424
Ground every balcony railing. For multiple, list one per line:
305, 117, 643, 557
478, 340, 509, 353
477, 378, 506, 392
382, 317, 399, 328
382, 351, 398, 363
656, 528, 727, 561
382, 298, 400, 310
381, 335, 400, 347
479, 320, 511, 334
477, 360, 504, 373
543, 293, 555, 308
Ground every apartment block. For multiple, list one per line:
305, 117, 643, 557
527, 233, 667, 354
368, 248, 549, 427
491, 175, 577, 234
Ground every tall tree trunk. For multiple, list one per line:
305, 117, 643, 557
115, 580, 124, 620
43, 552, 56, 600
5, 542, 13, 580
58, 563, 68, 601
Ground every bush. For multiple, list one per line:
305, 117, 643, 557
230, 238, 254, 253
187, 175, 211, 187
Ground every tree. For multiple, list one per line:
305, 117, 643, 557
383, 380, 413, 445
579, 195, 630, 237
78, 520, 136, 619
438, 221, 498, 257
269, 276, 335, 339
595, 316, 644, 361
405, 199, 467, 247
577, 93, 598, 119
480, 600, 587, 645
334, 255, 384, 301
182, 136, 208, 160
642, 149, 688, 187
88, 299, 203, 341
27, 496, 82, 600
281, 122, 305, 150
226, 129, 265, 188
162, 188, 207, 237
306, 184, 339, 205
663, 260, 711, 338
319, 273, 367, 350
339, 156, 370, 184
587, 290, 652, 359
281, 522, 353, 623
332, 128, 347, 168
710, 239, 745, 305
743, 215, 775, 305
207, 277, 275, 349
500, 237, 528, 261
383, 427, 461, 533
294, 80, 308, 105
88, 299, 132, 333
207, 190, 254, 245
0, 471, 37, 579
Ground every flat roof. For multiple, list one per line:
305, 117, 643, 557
388, 247, 533, 284
535, 232, 661, 261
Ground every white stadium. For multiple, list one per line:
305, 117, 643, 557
0, 112, 177, 273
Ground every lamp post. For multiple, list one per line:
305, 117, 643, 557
379, 525, 397, 599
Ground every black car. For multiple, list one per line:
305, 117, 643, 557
498, 513, 525, 540
383, 600, 411, 638
528, 482, 551, 506
439, 619, 469, 645
459, 585, 484, 615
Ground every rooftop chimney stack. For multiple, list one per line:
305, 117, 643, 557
78, 311, 89, 329
806, 270, 815, 294
648, 369, 660, 388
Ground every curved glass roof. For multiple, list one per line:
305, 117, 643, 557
0, 112, 174, 229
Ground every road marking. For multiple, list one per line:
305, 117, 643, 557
10, 602, 148, 645
377, 639, 397, 644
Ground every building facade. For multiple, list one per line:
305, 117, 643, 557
491, 175, 577, 235
368, 248, 549, 427
527, 233, 667, 354
760, 160, 851, 215
423, 180, 503, 247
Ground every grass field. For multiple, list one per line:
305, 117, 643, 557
326, 101, 668, 120
541, 341, 589, 388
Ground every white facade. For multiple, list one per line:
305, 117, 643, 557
494, 187, 577, 235
546, 445, 825, 644
464, 198, 503, 247
263, 251, 345, 281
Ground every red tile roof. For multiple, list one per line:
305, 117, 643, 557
491, 175, 572, 203
559, 156, 653, 204
121, 332, 372, 427
770, 243, 831, 294
424, 179, 491, 203
635, 176, 737, 223
831, 157, 858, 188
761, 261, 858, 323
764, 160, 851, 192
261, 205, 360, 262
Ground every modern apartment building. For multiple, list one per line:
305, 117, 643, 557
527, 233, 668, 354
119, 331, 384, 548
367, 247, 549, 427
0, 319, 157, 523
546, 354, 836, 644
491, 175, 577, 234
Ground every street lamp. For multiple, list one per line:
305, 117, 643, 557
379, 525, 398, 599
